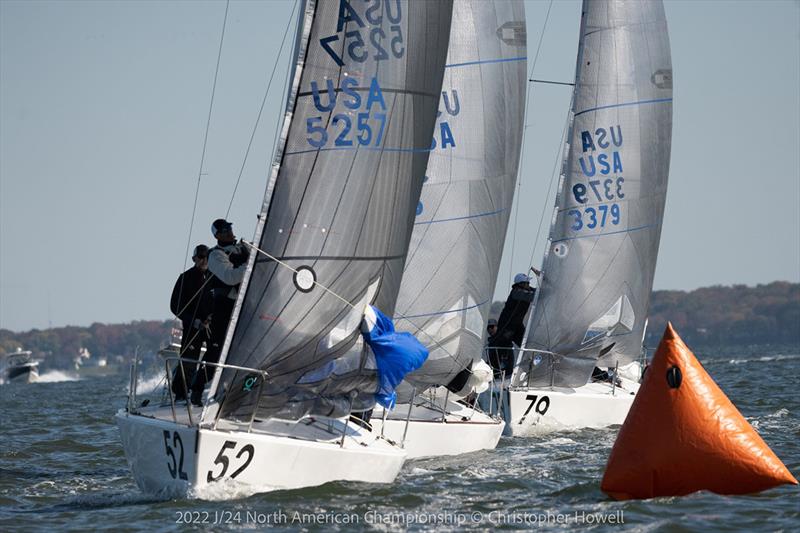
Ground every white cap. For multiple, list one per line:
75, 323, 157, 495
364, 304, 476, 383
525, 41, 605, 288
514, 273, 531, 285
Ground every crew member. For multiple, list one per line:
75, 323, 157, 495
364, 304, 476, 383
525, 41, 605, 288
489, 269, 541, 376
169, 244, 213, 400
190, 218, 249, 406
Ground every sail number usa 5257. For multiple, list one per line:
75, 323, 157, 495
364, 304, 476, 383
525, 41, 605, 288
306, 77, 387, 149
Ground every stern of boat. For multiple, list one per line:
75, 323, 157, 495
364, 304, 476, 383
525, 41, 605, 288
506, 381, 638, 436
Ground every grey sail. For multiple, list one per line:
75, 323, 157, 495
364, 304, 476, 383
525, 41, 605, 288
393, 0, 527, 394
210, 0, 453, 419
516, 0, 672, 388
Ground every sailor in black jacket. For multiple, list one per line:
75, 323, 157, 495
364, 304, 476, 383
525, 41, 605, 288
190, 218, 249, 405
489, 269, 541, 377
169, 244, 213, 399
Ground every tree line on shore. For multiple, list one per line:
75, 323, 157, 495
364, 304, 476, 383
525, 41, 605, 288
1, 282, 797, 369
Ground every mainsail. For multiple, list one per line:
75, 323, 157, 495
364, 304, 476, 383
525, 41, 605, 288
211, 0, 454, 419
393, 0, 527, 394
516, 0, 672, 388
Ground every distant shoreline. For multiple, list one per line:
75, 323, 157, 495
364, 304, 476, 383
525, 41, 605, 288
2, 281, 798, 370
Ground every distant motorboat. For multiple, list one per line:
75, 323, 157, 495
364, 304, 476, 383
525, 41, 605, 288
3, 348, 39, 384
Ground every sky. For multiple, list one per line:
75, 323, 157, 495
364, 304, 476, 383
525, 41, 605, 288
1, 0, 798, 332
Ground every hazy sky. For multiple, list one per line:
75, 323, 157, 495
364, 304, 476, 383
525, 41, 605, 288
1, 0, 799, 332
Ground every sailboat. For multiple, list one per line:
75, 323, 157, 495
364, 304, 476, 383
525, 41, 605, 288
369, 0, 527, 458
505, 0, 673, 435
117, 0, 454, 495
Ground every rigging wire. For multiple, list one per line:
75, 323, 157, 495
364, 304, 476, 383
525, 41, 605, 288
506, 0, 554, 286
225, 0, 300, 218
527, 105, 572, 269
174, 0, 230, 322
181, 0, 230, 272
173, 1, 298, 329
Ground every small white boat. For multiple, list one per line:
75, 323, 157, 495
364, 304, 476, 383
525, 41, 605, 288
3, 348, 39, 384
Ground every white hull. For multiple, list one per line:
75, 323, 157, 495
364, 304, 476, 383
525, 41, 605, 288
7, 364, 39, 384
372, 396, 503, 459
116, 406, 406, 497
505, 380, 639, 436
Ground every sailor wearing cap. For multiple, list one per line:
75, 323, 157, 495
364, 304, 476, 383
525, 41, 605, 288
169, 244, 214, 400
190, 218, 250, 405
489, 268, 542, 379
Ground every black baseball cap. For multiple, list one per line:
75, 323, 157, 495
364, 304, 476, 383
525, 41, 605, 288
211, 218, 233, 237
192, 244, 209, 259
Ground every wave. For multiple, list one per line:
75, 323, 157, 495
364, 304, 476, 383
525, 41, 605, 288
189, 478, 279, 501
728, 354, 800, 365
129, 371, 166, 395
36, 370, 81, 383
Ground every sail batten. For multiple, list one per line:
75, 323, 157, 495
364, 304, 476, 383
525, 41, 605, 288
517, 0, 673, 389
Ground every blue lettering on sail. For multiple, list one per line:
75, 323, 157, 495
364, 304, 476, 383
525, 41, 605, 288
612, 151, 623, 173
579, 156, 596, 177
610, 125, 623, 146
581, 131, 595, 152
438, 122, 456, 149
442, 90, 460, 116
311, 79, 337, 112
341, 77, 361, 109
598, 153, 610, 175
596, 128, 609, 149
321, 1, 405, 67
337, 0, 365, 32
365, 77, 387, 111
431, 90, 460, 150
306, 77, 388, 149
570, 125, 626, 234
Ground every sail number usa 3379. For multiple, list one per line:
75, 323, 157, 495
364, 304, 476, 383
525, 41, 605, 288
567, 125, 625, 233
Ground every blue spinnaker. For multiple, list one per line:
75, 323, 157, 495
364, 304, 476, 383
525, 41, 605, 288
362, 305, 429, 409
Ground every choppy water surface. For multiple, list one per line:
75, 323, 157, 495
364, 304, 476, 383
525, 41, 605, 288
1, 348, 798, 531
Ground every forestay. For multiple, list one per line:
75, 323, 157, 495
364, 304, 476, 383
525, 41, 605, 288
211, 0, 453, 419
516, 0, 672, 388
393, 0, 527, 395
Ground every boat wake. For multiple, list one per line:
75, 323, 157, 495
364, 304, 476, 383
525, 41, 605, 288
188, 478, 280, 501
130, 372, 166, 394
37, 370, 80, 383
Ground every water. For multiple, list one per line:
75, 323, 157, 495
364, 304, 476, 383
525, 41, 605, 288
1, 349, 798, 531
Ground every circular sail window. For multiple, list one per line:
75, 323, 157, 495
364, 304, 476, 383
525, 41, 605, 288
293, 266, 316, 293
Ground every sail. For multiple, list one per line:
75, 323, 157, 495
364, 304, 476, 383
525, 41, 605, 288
517, 0, 672, 388
392, 0, 527, 394
211, 0, 454, 419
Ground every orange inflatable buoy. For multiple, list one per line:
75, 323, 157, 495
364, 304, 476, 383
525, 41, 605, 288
601, 323, 797, 500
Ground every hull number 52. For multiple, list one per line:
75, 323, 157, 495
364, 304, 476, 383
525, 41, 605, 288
163, 430, 188, 480
207, 440, 255, 482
